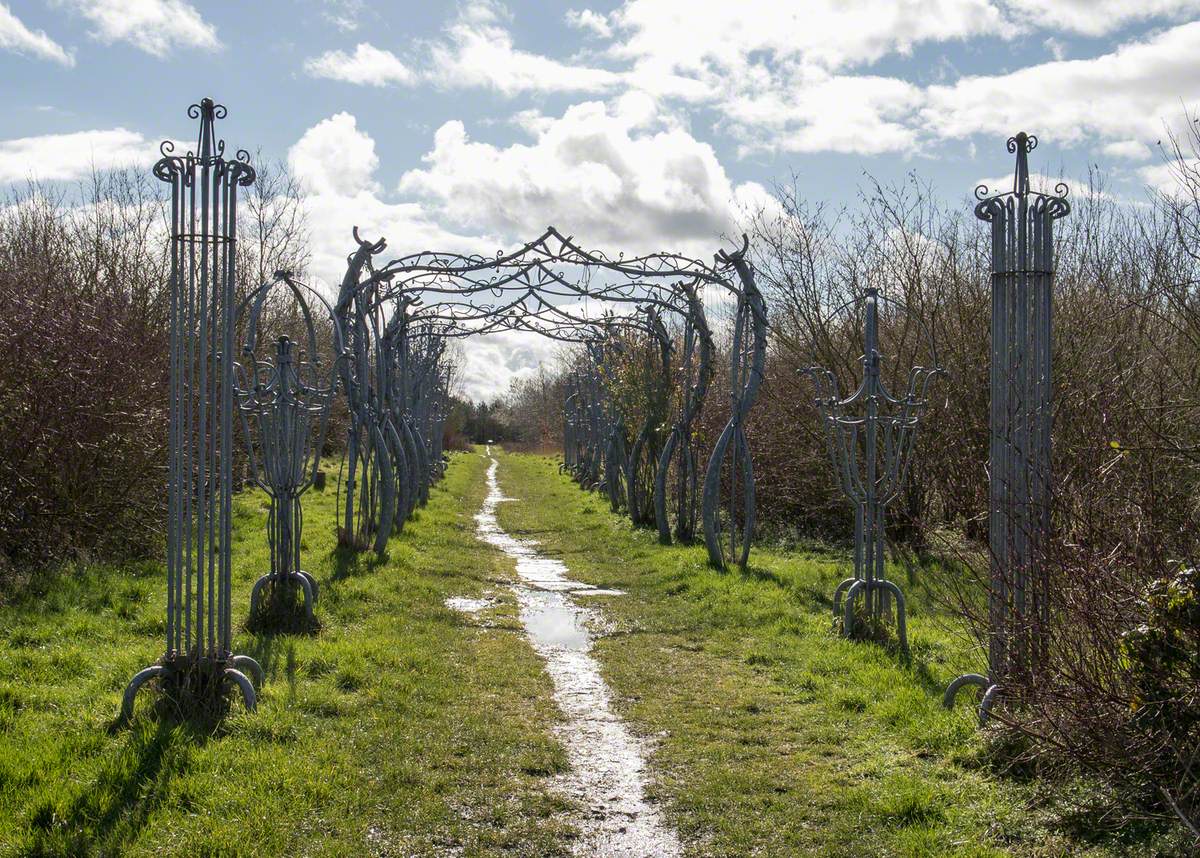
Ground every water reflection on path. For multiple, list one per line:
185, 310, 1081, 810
474, 449, 681, 858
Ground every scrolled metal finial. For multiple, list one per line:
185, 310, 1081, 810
1011, 131, 1033, 196
1006, 132, 1036, 154
715, 233, 750, 266
974, 184, 992, 201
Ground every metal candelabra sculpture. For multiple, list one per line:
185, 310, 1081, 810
945, 132, 1069, 723
122, 99, 263, 721
805, 288, 941, 653
235, 273, 344, 629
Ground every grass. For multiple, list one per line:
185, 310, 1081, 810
0, 451, 576, 857
490, 449, 1180, 858
0, 446, 1183, 856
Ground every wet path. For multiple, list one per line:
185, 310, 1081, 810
472, 450, 682, 858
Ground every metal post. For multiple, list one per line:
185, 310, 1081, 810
945, 132, 1069, 722
122, 99, 263, 722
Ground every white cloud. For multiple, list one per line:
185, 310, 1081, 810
58, 0, 218, 57
0, 4, 73, 65
722, 69, 923, 156
458, 330, 565, 402
304, 1, 621, 95
1137, 156, 1200, 194
0, 127, 162, 183
597, 0, 1006, 156
426, 0, 622, 95
595, 3, 1200, 158
397, 98, 764, 254
565, 8, 612, 38
288, 112, 379, 198
922, 22, 1200, 148
1103, 140, 1153, 161
305, 42, 414, 87
611, 0, 1009, 80
287, 112, 493, 290
1005, 0, 1200, 37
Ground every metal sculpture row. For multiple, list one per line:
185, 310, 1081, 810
560, 238, 767, 568
121, 99, 1053, 731
946, 133, 1070, 723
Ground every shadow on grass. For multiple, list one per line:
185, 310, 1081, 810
241, 634, 299, 694
330, 543, 387, 581
26, 720, 201, 856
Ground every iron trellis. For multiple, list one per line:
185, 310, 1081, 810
945, 132, 1070, 723
329, 226, 762, 565
122, 99, 263, 721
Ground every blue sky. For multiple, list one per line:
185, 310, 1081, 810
2, 0, 1199, 397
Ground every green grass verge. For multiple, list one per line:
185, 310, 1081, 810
0, 451, 576, 857
0, 446, 1183, 857
490, 449, 1174, 858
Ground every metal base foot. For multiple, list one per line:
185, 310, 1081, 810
249, 571, 316, 623
119, 654, 264, 723
838, 578, 909, 653
944, 673, 999, 725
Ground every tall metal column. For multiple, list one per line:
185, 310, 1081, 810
122, 100, 263, 721
945, 132, 1070, 722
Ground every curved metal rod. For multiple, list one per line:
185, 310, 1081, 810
230, 654, 265, 689
842, 579, 909, 653
120, 665, 168, 723
249, 572, 316, 625
224, 668, 258, 713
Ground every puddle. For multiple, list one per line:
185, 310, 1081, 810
474, 449, 682, 858
445, 596, 492, 614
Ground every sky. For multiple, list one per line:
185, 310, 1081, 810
2, 0, 1200, 399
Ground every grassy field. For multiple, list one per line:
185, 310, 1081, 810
0, 451, 577, 857
489, 449, 1178, 858
0, 448, 1181, 856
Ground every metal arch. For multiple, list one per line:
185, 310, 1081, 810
702, 236, 768, 571
946, 131, 1070, 723
123, 98, 262, 722
331, 225, 756, 559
